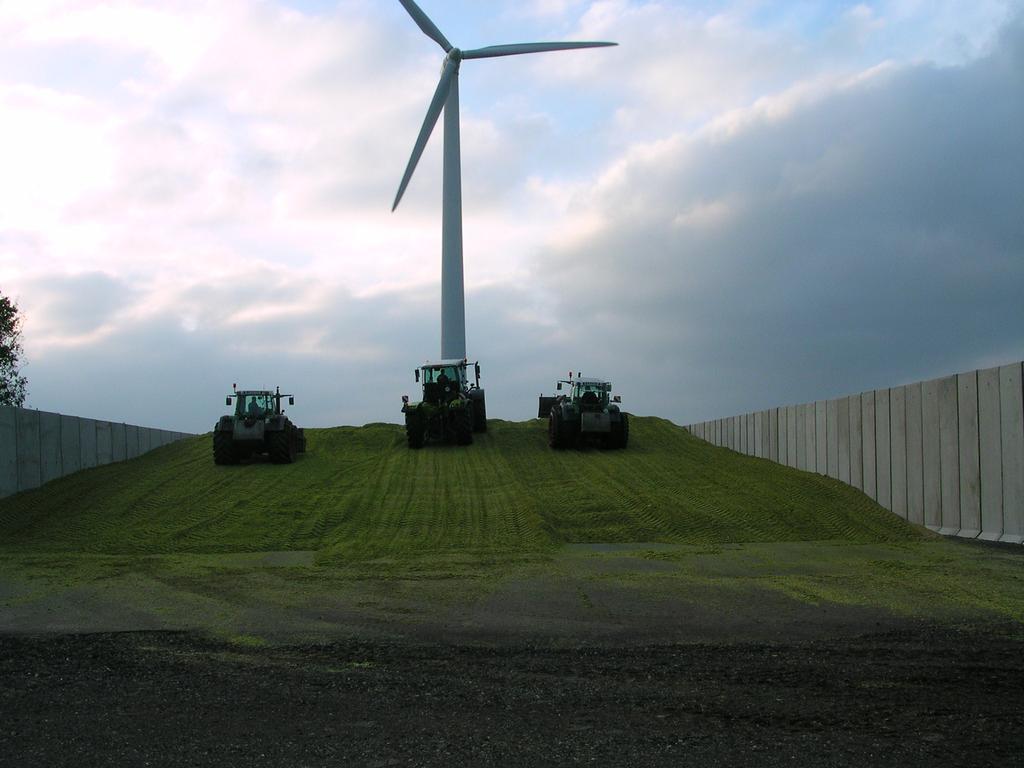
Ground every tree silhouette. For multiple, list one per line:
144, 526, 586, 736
0, 292, 28, 407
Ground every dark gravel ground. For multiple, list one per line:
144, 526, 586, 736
2, 623, 1022, 767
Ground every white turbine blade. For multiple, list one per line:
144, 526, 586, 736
461, 41, 617, 60
396, 0, 452, 52
392, 59, 457, 212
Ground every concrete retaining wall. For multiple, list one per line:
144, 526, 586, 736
687, 361, 1024, 543
0, 405, 192, 499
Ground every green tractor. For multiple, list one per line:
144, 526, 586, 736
402, 359, 486, 449
538, 375, 628, 449
213, 386, 307, 465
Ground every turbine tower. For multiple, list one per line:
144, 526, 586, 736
392, 0, 616, 361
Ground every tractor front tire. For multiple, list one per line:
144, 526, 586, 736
454, 407, 474, 446
472, 391, 487, 433
213, 430, 237, 465
406, 413, 426, 449
269, 429, 297, 464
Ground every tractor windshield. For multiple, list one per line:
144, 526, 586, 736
423, 366, 463, 386
574, 382, 609, 405
236, 393, 273, 417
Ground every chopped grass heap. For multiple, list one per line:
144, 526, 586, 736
0, 417, 919, 566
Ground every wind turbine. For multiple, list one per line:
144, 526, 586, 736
392, 0, 616, 361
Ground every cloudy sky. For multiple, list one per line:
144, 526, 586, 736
1, 0, 1022, 433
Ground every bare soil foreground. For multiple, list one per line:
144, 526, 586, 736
2, 622, 1023, 767
2, 421, 1023, 765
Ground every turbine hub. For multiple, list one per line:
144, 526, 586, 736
446, 47, 463, 63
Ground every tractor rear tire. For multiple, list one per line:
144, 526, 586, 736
454, 407, 474, 446
549, 409, 575, 449
269, 429, 296, 464
610, 413, 630, 449
213, 430, 237, 465
406, 413, 425, 449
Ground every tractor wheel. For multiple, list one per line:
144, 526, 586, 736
549, 409, 572, 449
610, 413, 630, 449
269, 429, 296, 464
213, 430, 237, 465
472, 391, 487, 433
454, 407, 474, 446
406, 413, 425, 449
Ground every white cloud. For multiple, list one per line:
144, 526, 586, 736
2, 1, 1022, 430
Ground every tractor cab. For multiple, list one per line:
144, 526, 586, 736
413, 359, 481, 406
227, 387, 295, 419
565, 378, 613, 410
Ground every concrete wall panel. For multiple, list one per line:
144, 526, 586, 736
815, 401, 827, 475
837, 397, 851, 485
39, 411, 63, 486
938, 375, 961, 536
978, 366, 1003, 540
15, 409, 41, 493
126, 425, 140, 460
796, 404, 808, 471
850, 394, 863, 491
906, 383, 924, 525
0, 407, 17, 497
891, 386, 908, 520
770, 408, 779, 463
863, 392, 876, 500
97, 421, 114, 466
60, 415, 81, 477
875, 389, 891, 510
922, 378, 942, 531
786, 405, 797, 468
79, 419, 97, 470
957, 372, 981, 538
808, 402, 818, 472
111, 423, 125, 462
826, 399, 839, 479
999, 363, 1024, 543
778, 407, 788, 466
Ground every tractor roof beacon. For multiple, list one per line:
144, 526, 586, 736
213, 385, 307, 465
401, 359, 486, 449
539, 374, 628, 450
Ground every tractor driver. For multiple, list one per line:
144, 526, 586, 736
247, 397, 263, 416
436, 370, 456, 403
436, 370, 452, 401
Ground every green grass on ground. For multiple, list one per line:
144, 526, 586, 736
0, 417, 917, 564
1, 417, 1022, 639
